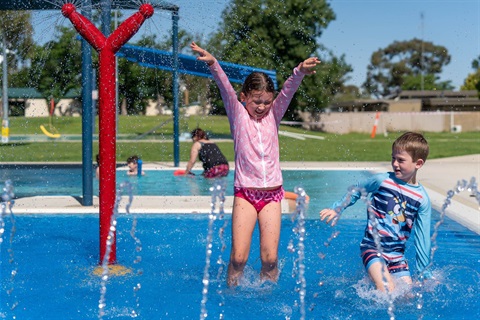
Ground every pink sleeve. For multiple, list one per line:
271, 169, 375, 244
208, 60, 241, 121
272, 67, 305, 124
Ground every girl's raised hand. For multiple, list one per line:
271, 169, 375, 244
298, 57, 321, 75
190, 42, 215, 66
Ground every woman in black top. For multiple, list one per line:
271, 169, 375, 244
184, 128, 229, 178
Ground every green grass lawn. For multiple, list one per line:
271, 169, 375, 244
1, 115, 479, 162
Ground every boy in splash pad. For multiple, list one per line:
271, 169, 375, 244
191, 41, 320, 286
320, 132, 433, 292
126, 155, 145, 176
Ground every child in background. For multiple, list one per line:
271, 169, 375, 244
320, 132, 433, 292
126, 155, 145, 176
185, 127, 229, 178
95, 154, 100, 179
191, 41, 320, 286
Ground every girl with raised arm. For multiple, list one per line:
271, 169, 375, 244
191, 41, 320, 286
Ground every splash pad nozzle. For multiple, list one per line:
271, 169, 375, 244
62, 2, 154, 265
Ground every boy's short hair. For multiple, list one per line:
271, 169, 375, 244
392, 132, 429, 162
127, 155, 139, 164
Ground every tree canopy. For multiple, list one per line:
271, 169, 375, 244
461, 55, 480, 95
116, 31, 209, 115
0, 10, 33, 63
1, 10, 34, 96
28, 26, 82, 103
205, 0, 352, 119
6, 13, 200, 115
363, 38, 451, 97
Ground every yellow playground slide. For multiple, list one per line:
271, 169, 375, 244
40, 98, 61, 139
40, 125, 61, 139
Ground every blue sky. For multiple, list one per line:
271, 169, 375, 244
34, 0, 479, 90
321, 0, 479, 90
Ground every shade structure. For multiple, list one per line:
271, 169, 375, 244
117, 44, 278, 89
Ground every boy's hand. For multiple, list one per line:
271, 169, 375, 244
298, 57, 321, 75
190, 42, 215, 66
320, 208, 339, 226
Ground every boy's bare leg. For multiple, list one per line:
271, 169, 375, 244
258, 201, 282, 282
227, 197, 257, 287
400, 275, 413, 285
368, 261, 396, 292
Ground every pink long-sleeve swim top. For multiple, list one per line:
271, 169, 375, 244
209, 60, 306, 189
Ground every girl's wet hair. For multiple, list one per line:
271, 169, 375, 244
241, 72, 275, 96
392, 132, 429, 161
191, 128, 208, 140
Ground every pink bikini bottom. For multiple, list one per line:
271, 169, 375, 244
234, 186, 284, 212
203, 164, 229, 179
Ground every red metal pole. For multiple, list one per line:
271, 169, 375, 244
62, 3, 154, 264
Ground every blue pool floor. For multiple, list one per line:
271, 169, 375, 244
1, 212, 479, 319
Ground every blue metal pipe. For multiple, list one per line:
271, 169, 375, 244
81, 0, 93, 206
172, 11, 180, 167
101, 0, 111, 36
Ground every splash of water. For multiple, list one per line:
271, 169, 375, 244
364, 189, 396, 320
200, 178, 227, 320
98, 181, 139, 319
287, 186, 308, 320
215, 181, 228, 315
128, 185, 142, 318
318, 185, 396, 319
314, 186, 358, 295
0, 180, 18, 313
0, 180, 15, 246
416, 177, 479, 315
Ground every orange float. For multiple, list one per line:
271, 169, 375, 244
173, 169, 195, 176
284, 191, 310, 203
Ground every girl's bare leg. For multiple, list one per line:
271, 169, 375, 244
227, 196, 257, 287
258, 201, 282, 282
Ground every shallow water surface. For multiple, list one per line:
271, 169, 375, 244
1, 212, 478, 319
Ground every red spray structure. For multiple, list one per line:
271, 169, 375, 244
62, 3, 154, 264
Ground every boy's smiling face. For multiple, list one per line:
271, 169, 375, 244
128, 161, 137, 172
391, 149, 424, 184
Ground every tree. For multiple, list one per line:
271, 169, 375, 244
461, 72, 479, 92
206, 0, 351, 119
118, 34, 168, 115
1, 10, 35, 94
402, 74, 454, 91
21, 20, 200, 115
28, 26, 82, 103
0, 10, 34, 65
364, 38, 451, 97
332, 84, 364, 102
117, 29, 203, 115
461, 55, 480, 95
